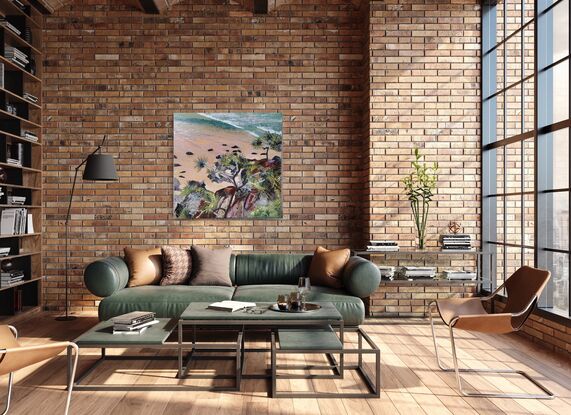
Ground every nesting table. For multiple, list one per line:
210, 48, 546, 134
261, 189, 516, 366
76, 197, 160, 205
71, 302, 380, 397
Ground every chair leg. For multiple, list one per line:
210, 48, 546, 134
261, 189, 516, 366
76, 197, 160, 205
428, 302, 555, 399
65, 343, 79, 415
1, 373, 13, 415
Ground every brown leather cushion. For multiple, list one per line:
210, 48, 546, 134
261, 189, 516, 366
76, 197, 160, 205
124, 247, 162, 287
307, 246, 350, 289
190, 246, 233, 287
160, 246, 192, 286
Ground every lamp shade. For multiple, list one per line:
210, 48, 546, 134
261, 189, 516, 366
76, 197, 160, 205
82, 154, 118, 181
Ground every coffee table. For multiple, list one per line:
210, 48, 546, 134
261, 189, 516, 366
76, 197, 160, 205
70, 302, 380, 397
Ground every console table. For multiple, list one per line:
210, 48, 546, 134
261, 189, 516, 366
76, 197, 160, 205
355, 249, 495, 317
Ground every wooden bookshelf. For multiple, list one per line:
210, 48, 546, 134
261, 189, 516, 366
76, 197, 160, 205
0, 0, 43, 320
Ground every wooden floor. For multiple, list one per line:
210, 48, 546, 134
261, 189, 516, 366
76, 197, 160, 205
1, 312, 570, 415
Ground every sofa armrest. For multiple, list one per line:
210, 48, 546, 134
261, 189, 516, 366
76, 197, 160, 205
342, 256, 381, 298
84, 256, 130, 298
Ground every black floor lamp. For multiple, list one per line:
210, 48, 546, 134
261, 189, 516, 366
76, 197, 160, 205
56, 136, 118, 321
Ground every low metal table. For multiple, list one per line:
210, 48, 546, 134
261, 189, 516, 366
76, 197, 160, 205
70, 302, 381, 397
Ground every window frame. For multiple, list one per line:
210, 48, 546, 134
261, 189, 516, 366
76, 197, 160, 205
481, 0, 571, 319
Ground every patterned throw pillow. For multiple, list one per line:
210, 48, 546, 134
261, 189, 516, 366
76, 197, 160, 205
160, 246, 193, 286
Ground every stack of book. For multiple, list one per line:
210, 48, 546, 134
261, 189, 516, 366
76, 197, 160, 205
4, 45, 29, 69
396, 266, 437, 280
378, 265, 395, 281
440, 234, 472, 251
0, 187, 4, 202
443, 270, 477, 280
23, 92, 38, 103
1, 270, 24, 287
0, 18, 21, 36
111, 311, 159, 335
0, 208, 29, 235
7, 195, 26, 205
0, 247, 11, 257
366, 240, 399, 252
22, 130, 38, 142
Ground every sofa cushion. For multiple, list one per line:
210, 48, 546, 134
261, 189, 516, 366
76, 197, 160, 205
98, 285, 235, 321
124, 247, 162, 287
160, 246, 193, 286
307, 246, 350, 289
231, 284, 365, 326
234, 254, 312, 286
190, 246, 233, 287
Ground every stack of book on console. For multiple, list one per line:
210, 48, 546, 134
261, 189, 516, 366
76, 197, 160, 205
1, 270, 24, 287
366, 240, 399, 252
443, 270, 477, 280
111, 311, 159, 335
440, 234, 473, 251
396, 266, 437, 280
378, 265, 396, 281
4, 45, 29, 69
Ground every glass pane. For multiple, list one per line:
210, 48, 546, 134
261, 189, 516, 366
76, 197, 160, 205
496, 244, 506, 287
524, 193, 535, 246
524, 248, 535, 266
506, 82, 522, 138
523, 76, 535, 132
524, 138, 535, 192
546, 252, 569, 315
506, 195, 523, 245
523, 22, 535, 79
497, 92, 505, 141
506, 245, 523, 277
539, 128, 569, 190
505, 0, 523, 39
539, 60, 569, 127
541, 191, 569, 250
506, 141, 523, 194
497, 196, 506, 242
497, 0, 506, 44
543, 0, 570, 65
504, 30, 523, 87
496, 146, 505, 194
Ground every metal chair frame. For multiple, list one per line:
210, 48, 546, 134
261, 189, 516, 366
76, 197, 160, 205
427, 281, 554, 399
1, 326, 80, 414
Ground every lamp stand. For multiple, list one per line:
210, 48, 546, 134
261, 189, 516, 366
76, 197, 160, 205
56, 136, 110, 321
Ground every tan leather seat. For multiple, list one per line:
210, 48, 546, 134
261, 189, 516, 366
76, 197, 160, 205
0, 325, 79, 415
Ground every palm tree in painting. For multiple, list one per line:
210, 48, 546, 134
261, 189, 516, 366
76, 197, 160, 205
252, 132, 282, 160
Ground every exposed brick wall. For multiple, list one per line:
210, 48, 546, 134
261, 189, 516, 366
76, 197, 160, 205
367, 0, 481, 247
491, 300, 571, 356
43, 0, 367, 310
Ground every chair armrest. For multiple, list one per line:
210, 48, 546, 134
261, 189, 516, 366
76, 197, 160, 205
342, 256, 381, 298
84, 256, 129, 298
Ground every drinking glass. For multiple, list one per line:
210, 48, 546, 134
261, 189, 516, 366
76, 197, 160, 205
277, 294, 289, 311
298, 277, 311, 295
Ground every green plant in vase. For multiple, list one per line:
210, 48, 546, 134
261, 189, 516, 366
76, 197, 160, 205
403, 148, 438, 249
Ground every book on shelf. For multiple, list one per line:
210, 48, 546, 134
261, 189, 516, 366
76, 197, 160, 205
0, 208, 29, 235
22, 130, 38, 141
0, 247, 11, 257
0, 19, 22, 36
207, 300, 256, 312
7, 195, 26, 205
396, 266, 437, 280
1, 270, 25, 287
443, 270, 477, 280
23, 92, 38, 103
440, 233, 472, 251
378, 265, 396, 280
366, 240, 399, 252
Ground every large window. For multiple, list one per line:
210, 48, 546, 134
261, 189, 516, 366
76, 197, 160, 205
482, 0, 570, 318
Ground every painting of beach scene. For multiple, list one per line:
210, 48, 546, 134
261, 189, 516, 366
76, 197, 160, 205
173, 113, 283, 219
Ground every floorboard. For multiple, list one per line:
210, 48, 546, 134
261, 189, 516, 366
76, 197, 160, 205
1, 313, 569, 415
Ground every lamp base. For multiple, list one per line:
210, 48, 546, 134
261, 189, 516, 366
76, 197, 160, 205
55, 315, 77, 321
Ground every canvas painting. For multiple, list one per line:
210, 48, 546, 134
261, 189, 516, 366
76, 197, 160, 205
173, 113, 283, 219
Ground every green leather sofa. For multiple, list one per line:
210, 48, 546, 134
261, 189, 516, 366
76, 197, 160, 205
84, 253, 381, 326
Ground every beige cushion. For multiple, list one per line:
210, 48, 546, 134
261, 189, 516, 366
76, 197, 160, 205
190, 246, 233, 287
160, 246, 192, 286
307, 246, 350, 289
124, 247, 162, 287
